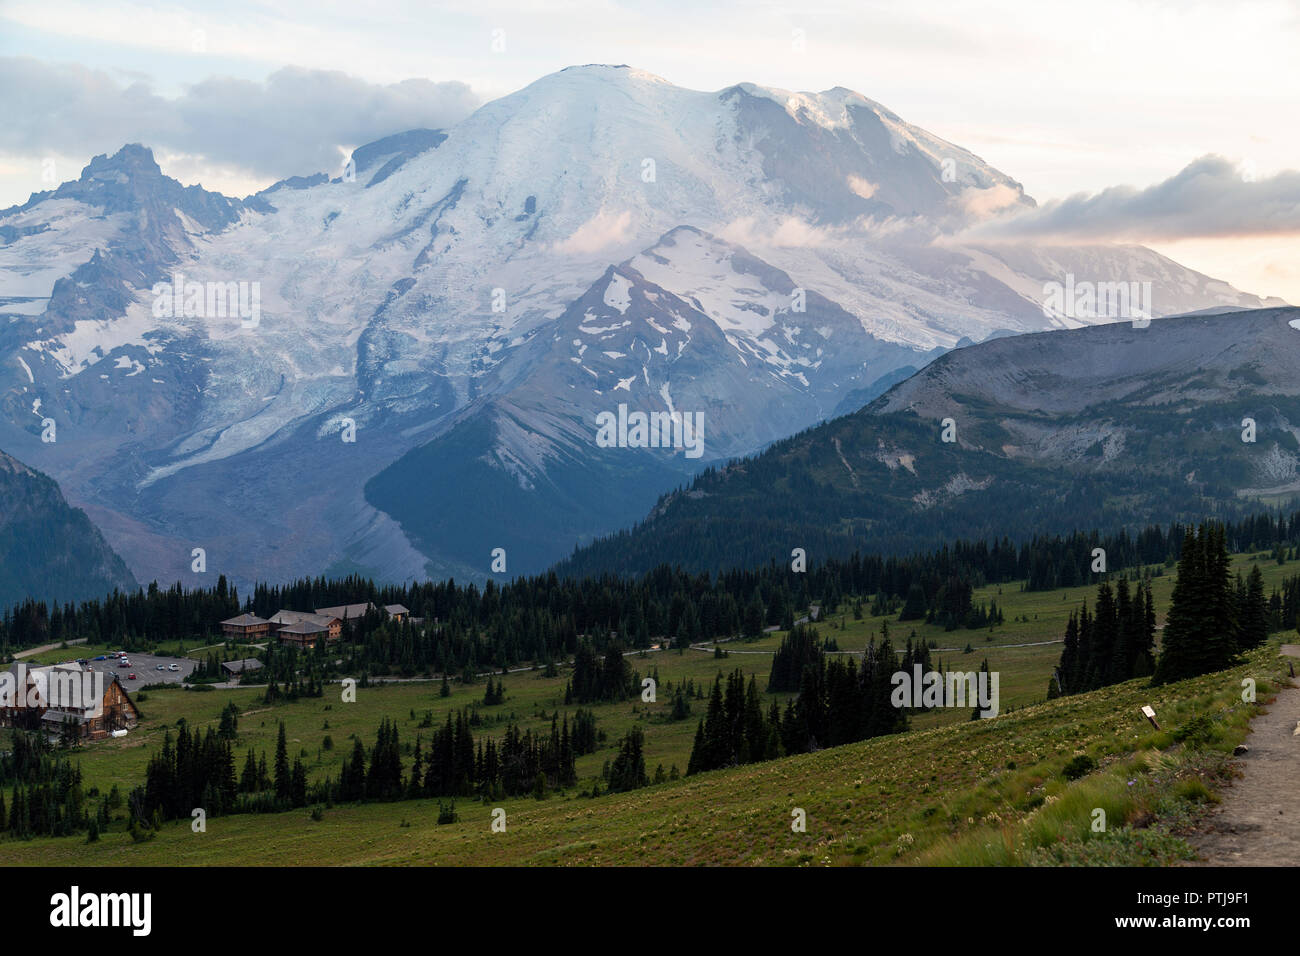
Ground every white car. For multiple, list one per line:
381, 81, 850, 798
168, 664, 180, 672
157, 664, 166, 670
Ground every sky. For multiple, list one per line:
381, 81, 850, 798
2, 0, 1298, 300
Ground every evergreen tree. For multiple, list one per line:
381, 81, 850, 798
1237, 564, 1270, 649
607, 727, 648, 793
273, 722, 291, 802
898, 582, 927, 621
1155, 524, 1239, 684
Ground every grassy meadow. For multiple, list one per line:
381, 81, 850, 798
0, 550, 1294, 866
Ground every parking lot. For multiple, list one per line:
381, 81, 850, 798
68, 653, 198, 687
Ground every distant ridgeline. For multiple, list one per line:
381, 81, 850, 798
555, 459, 1300, 580
3, 511, 1299, 677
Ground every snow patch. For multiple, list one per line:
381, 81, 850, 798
659, 382, 675, 414
33, 302, 162, 378
579, 321, 630, 335
603, 272, 632, 314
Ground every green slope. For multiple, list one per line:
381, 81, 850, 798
1, 550, 1292, 866
1, 640, 1285, 866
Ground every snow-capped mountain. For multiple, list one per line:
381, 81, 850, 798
0, 65, 1283, 587
365, 225, 926, 574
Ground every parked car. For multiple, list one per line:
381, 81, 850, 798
93, 655, 107, 661
157, 664, 166, 670
119, 659, 130, 667
168, 664, 180, 672
128, 673, 136, 680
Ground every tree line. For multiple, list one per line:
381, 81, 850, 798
1052, 523, 1282, 695
126, 704, 643, 833
688, 623, 916, 775
8, 510, 1300, 672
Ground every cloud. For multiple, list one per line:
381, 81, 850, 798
553, 209, 634, 255
958, 183, 1022, 218
720, 215, 843, 249
719, 213, 926, 249
966, 155, 1300, 241
846, 174, 877, 199
0, 56, 481, 186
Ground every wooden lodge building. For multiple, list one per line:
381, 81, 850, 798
0, 663, 140, 741
220, 612, 273, 642
275, 619, 332, 649
220, 602, 412, 651
268, 610, 343, 644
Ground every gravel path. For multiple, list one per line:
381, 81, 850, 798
1185, 647, 1300, 867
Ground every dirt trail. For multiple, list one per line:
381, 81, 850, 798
12, 638, 87, 659
1185, 646, 1300, 867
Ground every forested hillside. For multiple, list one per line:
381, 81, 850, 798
557, 308, 1300, 578
0, 448, 136, 609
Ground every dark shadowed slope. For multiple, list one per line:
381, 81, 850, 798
0, 448, 137, 608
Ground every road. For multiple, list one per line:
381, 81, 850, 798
12, 638, 88, 659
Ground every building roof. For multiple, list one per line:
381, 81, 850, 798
269, 609, 337, 627
315, 602, 373, 620
277, 620, 328, 635
21, 662, 84, 676
221, 613, 269, 627
221, 658, 264, 674
384, 604, 410, 616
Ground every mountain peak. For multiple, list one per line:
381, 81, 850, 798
512, 63, 678, 100
85, 143, 163, 177
558, 63, 668, 81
